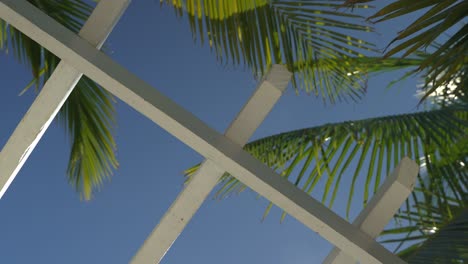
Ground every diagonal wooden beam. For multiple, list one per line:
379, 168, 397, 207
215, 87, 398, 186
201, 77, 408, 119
0, 1, 406, 263
323, 157, 419, 264
131, 65, 291, 264
0, 0, 131, 199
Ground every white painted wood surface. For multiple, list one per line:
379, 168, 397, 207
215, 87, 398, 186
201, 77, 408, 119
131, 65, 291, 264
0, 0, 130, 199
323, 157, 419, 264
0, 1, 407, 263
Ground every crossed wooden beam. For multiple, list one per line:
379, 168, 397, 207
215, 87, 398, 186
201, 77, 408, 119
0, 1, 419, 263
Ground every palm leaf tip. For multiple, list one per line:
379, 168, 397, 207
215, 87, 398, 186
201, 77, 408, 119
61, 77, 119, 200
0, 0, 120, 200
369, 0, 468, 103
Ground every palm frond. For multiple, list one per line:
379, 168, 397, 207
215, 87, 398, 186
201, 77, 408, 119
405, 209, 468, 263
0, 0, 118, 200
380, 160, 468, 264
162, 0, 379, 103
0, 0, 92, 84
58, 76, 118, 200
367, 0, 468, 103
383, 210, 468, 263
185, 103, 468, 219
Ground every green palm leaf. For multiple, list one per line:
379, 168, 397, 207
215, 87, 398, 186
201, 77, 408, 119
58, 76, 118, 200
162, 0, 379, 103
0, 0, 117, 200
383, 209, 468, 263
290, 55, 425, 102
380, 156, 468, 264
407, 210, 468, 263
185, 103, 468, 219
367, 0, 468, 103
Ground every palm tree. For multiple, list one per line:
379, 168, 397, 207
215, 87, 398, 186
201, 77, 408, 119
1, 0, 467, 261
0, 0, 117, 199
183, 98, 467, 260
0, 0, 428, 199
380, 151, 467, 263
173, 0, 468, 259
367, 0, 467, 102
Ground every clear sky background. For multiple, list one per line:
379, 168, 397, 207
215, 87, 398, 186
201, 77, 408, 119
0, 1, 421, 263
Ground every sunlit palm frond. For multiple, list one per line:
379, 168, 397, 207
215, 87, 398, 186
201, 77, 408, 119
0, 0, 118, 200
417, 63, 467, 108
291, 55, 425, 99
186, 103, 468, 220
162, 0, 379, 103
368, 0, 468, 103
58, 76, 118, 200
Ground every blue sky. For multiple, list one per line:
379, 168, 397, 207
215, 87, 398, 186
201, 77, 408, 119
0, 2, 422, 263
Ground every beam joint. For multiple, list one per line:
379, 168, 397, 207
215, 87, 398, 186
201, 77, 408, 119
131, 65, 291, 264
0, 0, 131, 199
0, 2, 409, 263
323, 157, 419, 264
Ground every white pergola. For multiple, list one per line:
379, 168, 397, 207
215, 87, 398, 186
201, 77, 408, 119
0, 1, 420, 263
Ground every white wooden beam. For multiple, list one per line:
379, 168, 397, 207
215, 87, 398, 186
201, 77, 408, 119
323, 157, 419, 264
0, 0, 130, 199
131, 65, 291, 264
0, 1, 406, 263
